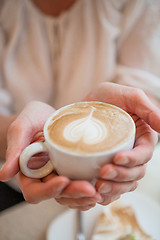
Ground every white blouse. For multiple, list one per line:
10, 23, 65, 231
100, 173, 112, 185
0, 0, 160, 116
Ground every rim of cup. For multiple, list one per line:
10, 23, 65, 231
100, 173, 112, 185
43, 101, 136, 157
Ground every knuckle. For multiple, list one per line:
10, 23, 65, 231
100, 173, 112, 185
126, 161, 135, 168
128, 158, 139, 167
8, 120, 23, 135
132, 88, 145, 99
117, 171, 128, 181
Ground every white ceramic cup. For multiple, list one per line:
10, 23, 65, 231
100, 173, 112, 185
19, 102, 136, 180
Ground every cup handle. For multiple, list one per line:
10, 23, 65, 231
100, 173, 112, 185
19, 142, 54, 179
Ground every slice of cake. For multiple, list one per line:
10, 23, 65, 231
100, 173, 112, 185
91, 201, 154, 240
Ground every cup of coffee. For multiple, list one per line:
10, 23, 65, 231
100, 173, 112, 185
19, 102, 136, 180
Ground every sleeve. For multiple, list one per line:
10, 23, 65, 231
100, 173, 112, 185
112, 0, 160, 104
0, 2, 13, 115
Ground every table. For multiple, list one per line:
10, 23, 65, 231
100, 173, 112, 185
0, 143, 160, 240
0, 199, 67, 240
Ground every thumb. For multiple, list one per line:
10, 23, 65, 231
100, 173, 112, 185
0, 121, 34, 181
0, 101, 55, 181
0, 149, 22, 182
85, 82, 160, 133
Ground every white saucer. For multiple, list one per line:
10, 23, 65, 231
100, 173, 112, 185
47, 192, 160, 240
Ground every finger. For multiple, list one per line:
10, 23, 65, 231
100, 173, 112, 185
0, 145, 23, 182
67, 204, 96, 211
100, 163, 146, 182
59, 181, 96, 198
96, 180, 138, 197
56, 193, 101, 206
0, 122, 38, 181
125, 89, 160, 133
113, 121, 157, 167
16, 173, 70, 204
98, 195, 121, 206
86, 82, 160, 133
0, 101, 55, 181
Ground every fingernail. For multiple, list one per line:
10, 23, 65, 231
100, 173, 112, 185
115, 157, 129, 165
98, 183, 112, 194
102, 168, 117, 179
90, 196, 101, 203
97, 196, 104, 203
130, 182, 138, 192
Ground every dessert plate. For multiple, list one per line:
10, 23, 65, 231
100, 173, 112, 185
47, 192, 160, 240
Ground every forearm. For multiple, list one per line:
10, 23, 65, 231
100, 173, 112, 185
0, 114, 17, 160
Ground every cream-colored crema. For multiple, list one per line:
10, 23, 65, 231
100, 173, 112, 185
48, 102, 135, 154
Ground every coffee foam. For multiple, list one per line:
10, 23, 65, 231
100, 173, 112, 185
47, 102, 135, 154
63, 107, 107, 145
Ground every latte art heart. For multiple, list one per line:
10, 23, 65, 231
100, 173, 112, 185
47, 102, 135, 154
63, 115, 107, 144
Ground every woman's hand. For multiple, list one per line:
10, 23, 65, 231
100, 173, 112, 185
85, 82, 160, 205
0, 101, 102, 210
